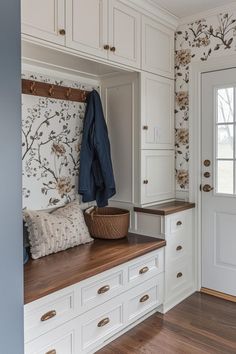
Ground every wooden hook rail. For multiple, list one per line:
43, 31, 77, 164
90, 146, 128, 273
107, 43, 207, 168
22, 79, 90, 103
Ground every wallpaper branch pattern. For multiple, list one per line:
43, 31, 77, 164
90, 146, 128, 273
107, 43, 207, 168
175, 11, 236, 191
22, 71, 98, 210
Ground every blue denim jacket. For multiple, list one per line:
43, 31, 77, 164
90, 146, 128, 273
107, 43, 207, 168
78, 90, 116, 207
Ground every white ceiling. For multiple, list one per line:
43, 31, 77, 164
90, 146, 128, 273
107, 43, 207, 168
151, 0, 236, 18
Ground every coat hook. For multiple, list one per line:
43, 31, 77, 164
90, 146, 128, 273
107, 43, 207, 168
30, 81, 37, 94
66, 88, 72, 99
48, 85, 54, 96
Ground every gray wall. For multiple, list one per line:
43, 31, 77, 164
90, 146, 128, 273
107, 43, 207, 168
0, 1, 23, 353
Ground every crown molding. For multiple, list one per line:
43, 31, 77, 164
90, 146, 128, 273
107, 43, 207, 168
127, 0, 179, 29
179, 1, 236, 25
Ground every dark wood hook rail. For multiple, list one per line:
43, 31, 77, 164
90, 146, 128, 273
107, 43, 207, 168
22, 79, 90, 102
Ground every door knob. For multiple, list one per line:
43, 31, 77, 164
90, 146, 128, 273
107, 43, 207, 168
202, 184, 214, 192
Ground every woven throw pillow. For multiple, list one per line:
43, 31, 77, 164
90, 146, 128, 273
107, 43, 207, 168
23, 200, 93, 259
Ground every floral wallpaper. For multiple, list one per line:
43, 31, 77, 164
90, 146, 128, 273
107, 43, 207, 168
22, 71, 98, 210
175, 11, 236, 191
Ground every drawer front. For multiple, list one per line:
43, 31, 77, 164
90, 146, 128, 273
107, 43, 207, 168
128, 249, 164, 284
80, 269, 124, 312
166, 258, 193, 299
24, 286, 77, 343
127, 274, 164, 322
169, 210, 191, 234
165, 230, 191, 264
80, 302, 124, 352
25, 319, 78, 354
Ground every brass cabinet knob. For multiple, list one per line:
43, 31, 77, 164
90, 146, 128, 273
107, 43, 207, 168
110, 46, 116, 52
103, 44, 110, 50
176, 245, 183, 251
97, 317, 110, 327
46, 350, 56, 354
41, 310, 57, 322
204, 172, 211, 178
59, 29, 66, 35
143, 180, 148, 184
203, 159, 211, 167
202, 184, 214, 192
140, 294, 149, 303
97, 285, 110, 294
139, 266, 149, 275
143, 125, 148, 130
176, 220, 182, 226
177, 272, 183, 278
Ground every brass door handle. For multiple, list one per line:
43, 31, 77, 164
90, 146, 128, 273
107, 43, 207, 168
177, 272, 183, 278
97, 285, 110, 294
46, 350, 56, 354
176, 245, 183, 251
103, 44, 110, 50
140, 294, 149, 303
59, 29, 66, 35
97, 317, 110, 327
139, 266, 149, 274
41, 310, 57, 322
202, 184, 214, 192
110, 46, 116, 52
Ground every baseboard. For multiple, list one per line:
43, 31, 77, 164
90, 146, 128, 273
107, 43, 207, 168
201, 287, 236, 303
161, 286, 196, 313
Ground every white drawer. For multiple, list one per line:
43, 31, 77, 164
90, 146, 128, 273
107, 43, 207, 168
80, 269, 124, 312
165, 231, 191, 265
24, 286, 78, 343
128, 249, 164, 284
168, 210, 192, 235
25, 318, 79, 354
126, 274, 164, 323
165, 258, 193, 300
80, 300, 124, 352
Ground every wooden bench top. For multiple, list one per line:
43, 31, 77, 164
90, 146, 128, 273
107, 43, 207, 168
134, 201, 195, 216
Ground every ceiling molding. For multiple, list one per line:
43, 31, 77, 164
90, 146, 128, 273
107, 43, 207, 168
179, 1, 236, 25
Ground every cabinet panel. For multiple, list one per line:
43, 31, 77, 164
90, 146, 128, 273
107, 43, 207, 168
109, 0, 141, 68
66, 0, 108, 58
142, 16, 174, 78
21, 0, 65, 45
141, 73, 174, 149
141, 150, 175, 204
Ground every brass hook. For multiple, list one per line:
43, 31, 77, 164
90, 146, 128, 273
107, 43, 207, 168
48, 85, 54, 96
30, 81, 37, 94
66, 87, 72, 99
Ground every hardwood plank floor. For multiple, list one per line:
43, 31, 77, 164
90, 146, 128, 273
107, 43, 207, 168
97, 293, 236, 354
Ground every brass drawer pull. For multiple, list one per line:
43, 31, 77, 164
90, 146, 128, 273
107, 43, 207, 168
176, 245, 183, 251
176, 220, 182, 226
41, 310, 57, 322
143, 125, 148, 130
59, 29, 66, 35
177, 272, 183, 278
97, 317, 110, 328
140, 294, 150, 303
139, 266, 149, 275
110, 46, 116, 52
103, 44, 110, 50
46, 350, 56, 354
143, 179, 148, 184
97, 285, 110, 294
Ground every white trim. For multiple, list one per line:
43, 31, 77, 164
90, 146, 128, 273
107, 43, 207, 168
180, 2, 236, 25
189, 53, 236, 290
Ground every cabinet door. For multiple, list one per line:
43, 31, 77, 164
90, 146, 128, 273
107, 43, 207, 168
141, 73, 174, 149
142, 16, 174, 78
21, 0, 65, 45
108, 0, 141, 68
141, 150, 175, 204
66, 0, 108, 59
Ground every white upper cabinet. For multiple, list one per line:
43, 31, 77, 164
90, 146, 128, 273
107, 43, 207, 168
66, 0, 109, 59
108, 0, 141, 68
141, 72, 174, 150
142, 16, 174, 79
21, 0, 66, 45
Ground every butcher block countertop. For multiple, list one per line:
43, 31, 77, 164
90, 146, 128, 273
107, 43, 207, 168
134, 201, 195, 216
24, 233, 166, 304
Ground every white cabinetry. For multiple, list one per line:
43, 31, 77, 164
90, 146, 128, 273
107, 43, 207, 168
21, 0, 65, 45
141, 72, 174, 150
142, 15, 174, 79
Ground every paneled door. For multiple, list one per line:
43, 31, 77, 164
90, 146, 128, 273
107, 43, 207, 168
201, 68, 236, 297
21, 0, 65, 45
108, 0, 141, 68
66, 0, 108, 59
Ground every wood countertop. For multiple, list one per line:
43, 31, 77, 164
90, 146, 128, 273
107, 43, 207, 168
24, 233, 166, 304
134, 201, 195, 216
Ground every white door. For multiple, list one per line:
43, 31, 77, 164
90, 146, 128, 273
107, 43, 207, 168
108, 0, 141, 68
21, 0, 65, 45
201, 68, 236, 296
66, 0, 108, 59
141, 73, 174, 150
141, 16, 174, 79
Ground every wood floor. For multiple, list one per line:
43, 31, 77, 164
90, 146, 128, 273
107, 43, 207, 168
97, 293, 236, 354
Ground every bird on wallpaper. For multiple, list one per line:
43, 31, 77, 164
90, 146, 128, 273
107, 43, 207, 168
78, 89, 116, 207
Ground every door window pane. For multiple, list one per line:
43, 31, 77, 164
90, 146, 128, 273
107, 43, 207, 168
217, 125, 234, 158
217, 160, 234, 194
217, 88, 234, 123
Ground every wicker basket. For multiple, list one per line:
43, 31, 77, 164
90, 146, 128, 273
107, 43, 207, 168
84, 207, 130, 240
